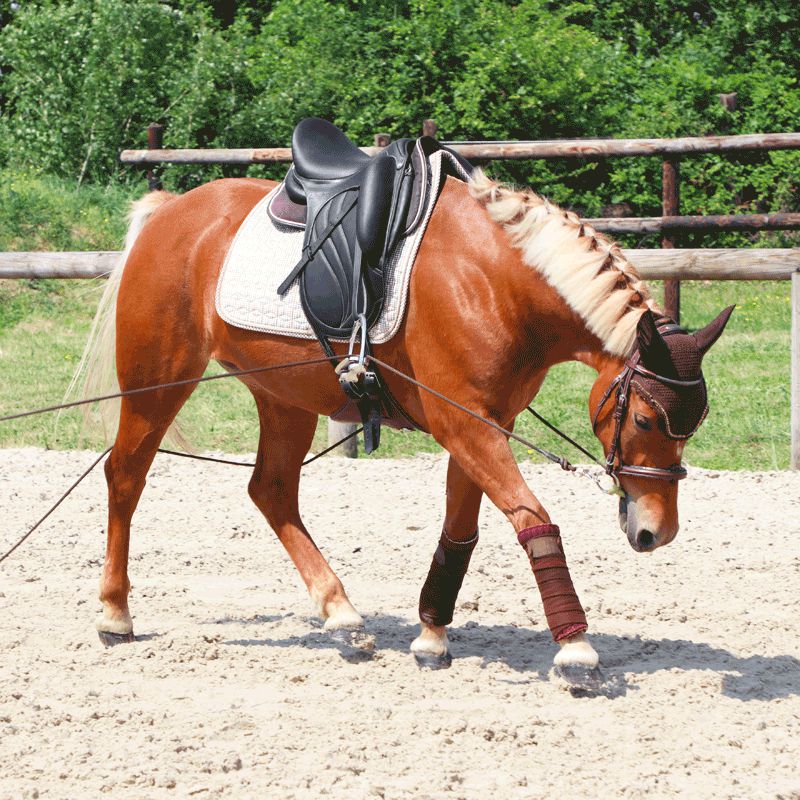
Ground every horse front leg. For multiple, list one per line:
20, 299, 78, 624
430, 420, 600, 685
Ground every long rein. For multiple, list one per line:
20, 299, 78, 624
0, 356, 613, 564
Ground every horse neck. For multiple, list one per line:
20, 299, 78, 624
515, 267, 629, 379
569, 336, 628, 379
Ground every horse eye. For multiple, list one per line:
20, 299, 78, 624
634, 413, 653, 431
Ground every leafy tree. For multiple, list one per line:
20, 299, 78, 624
0, 0, 797, 236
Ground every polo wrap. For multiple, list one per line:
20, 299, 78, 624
419, 529, 479, 626
518, 523, 587, 642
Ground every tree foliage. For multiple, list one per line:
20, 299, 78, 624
1, 0, 798, 235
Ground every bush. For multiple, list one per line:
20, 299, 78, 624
0, 1, 201, 182
1, 0, 798, 232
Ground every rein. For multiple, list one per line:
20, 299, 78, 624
0, 356, 338, 424
1, 342, 695, 563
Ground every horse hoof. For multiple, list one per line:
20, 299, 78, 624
414, 650, 453, 670
553, 664, 605, 695
329, 626, 375, 651
98, 630, 135, 648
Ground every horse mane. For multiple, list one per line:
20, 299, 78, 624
469, 169, 660, 357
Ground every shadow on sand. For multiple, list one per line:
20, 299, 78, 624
220, 613, 800, 701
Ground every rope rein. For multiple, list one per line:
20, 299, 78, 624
0, 426, 364, 565
0, 356, 337, 424
0, 354, 612, 564
0, 447, 112, 564
366, 357, 576, 471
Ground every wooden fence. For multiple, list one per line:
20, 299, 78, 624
1, 249, 798, 469
3, 125, 800, 466
2, 248, 799, 281
122, 125, 800, 325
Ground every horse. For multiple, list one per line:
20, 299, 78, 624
73, 168, 732, 688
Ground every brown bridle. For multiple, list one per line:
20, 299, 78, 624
591, 325, 704, 485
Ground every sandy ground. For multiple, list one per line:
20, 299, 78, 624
1, 447, 799, 799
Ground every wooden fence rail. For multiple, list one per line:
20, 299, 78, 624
119, 131, 800, 165
2, 248, 798, 469
2, 248, 798, 281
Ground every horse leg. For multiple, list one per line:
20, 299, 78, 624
433, 423, 600, 683
411, 455, 482, 669
97, 383, 201, 645
247, 393, 370, 646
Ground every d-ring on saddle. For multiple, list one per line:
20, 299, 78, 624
272, 117, 473, 453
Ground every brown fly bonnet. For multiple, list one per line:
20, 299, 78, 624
633, 307, 735, 439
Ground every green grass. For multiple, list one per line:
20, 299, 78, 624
375, 280, 792, 470
0, 169, 793, 469
0, 169, 140, 252
0, 277, 790, 470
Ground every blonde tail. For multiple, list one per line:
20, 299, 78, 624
63, 190, 176, 445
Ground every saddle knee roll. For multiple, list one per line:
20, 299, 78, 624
517, 524, 588, 642
419, 530, 479, 627
357, 155, 398, 264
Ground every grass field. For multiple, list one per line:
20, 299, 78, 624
0, 170, 793, 470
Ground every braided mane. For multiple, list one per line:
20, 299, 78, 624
469, 170, 660, 357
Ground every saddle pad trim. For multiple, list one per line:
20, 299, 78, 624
215, 149, 469, 344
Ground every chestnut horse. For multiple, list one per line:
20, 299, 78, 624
75, 169, 731, 686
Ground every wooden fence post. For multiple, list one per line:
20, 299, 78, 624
422, 119, 438, 138
327, 419, 359, 459
147, 123, 164, 191
792, 270, 800, 469
662, 157, 681, 322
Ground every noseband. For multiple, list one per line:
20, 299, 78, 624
591, 325, 703, 484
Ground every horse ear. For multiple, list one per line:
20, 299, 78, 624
636, 310, 672, 372
694, 305, 735, 356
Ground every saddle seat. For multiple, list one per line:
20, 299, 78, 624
282, 118, 430, 272
291, 117, 371, 181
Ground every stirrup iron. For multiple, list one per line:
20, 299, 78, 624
334, 315, 382, 454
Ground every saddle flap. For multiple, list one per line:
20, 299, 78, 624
300, 189, 363, 334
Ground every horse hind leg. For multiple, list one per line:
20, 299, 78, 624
246, 393, 372, 650
97, 376, 205, 646
411, 455, 482, 669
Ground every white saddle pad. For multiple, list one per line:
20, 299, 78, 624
215, 149, 466, 343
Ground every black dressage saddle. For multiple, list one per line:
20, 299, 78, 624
274, 117, 471, 338
270, 117, 472, 451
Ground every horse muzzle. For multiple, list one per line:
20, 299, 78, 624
619, 495, 663, 553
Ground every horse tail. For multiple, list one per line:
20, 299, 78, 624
64, 190, 179, 445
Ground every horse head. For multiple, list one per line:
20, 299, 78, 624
590, 306, 734, 552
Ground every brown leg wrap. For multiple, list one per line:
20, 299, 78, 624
518, 523, 587, 642
419, 529, 479, 626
